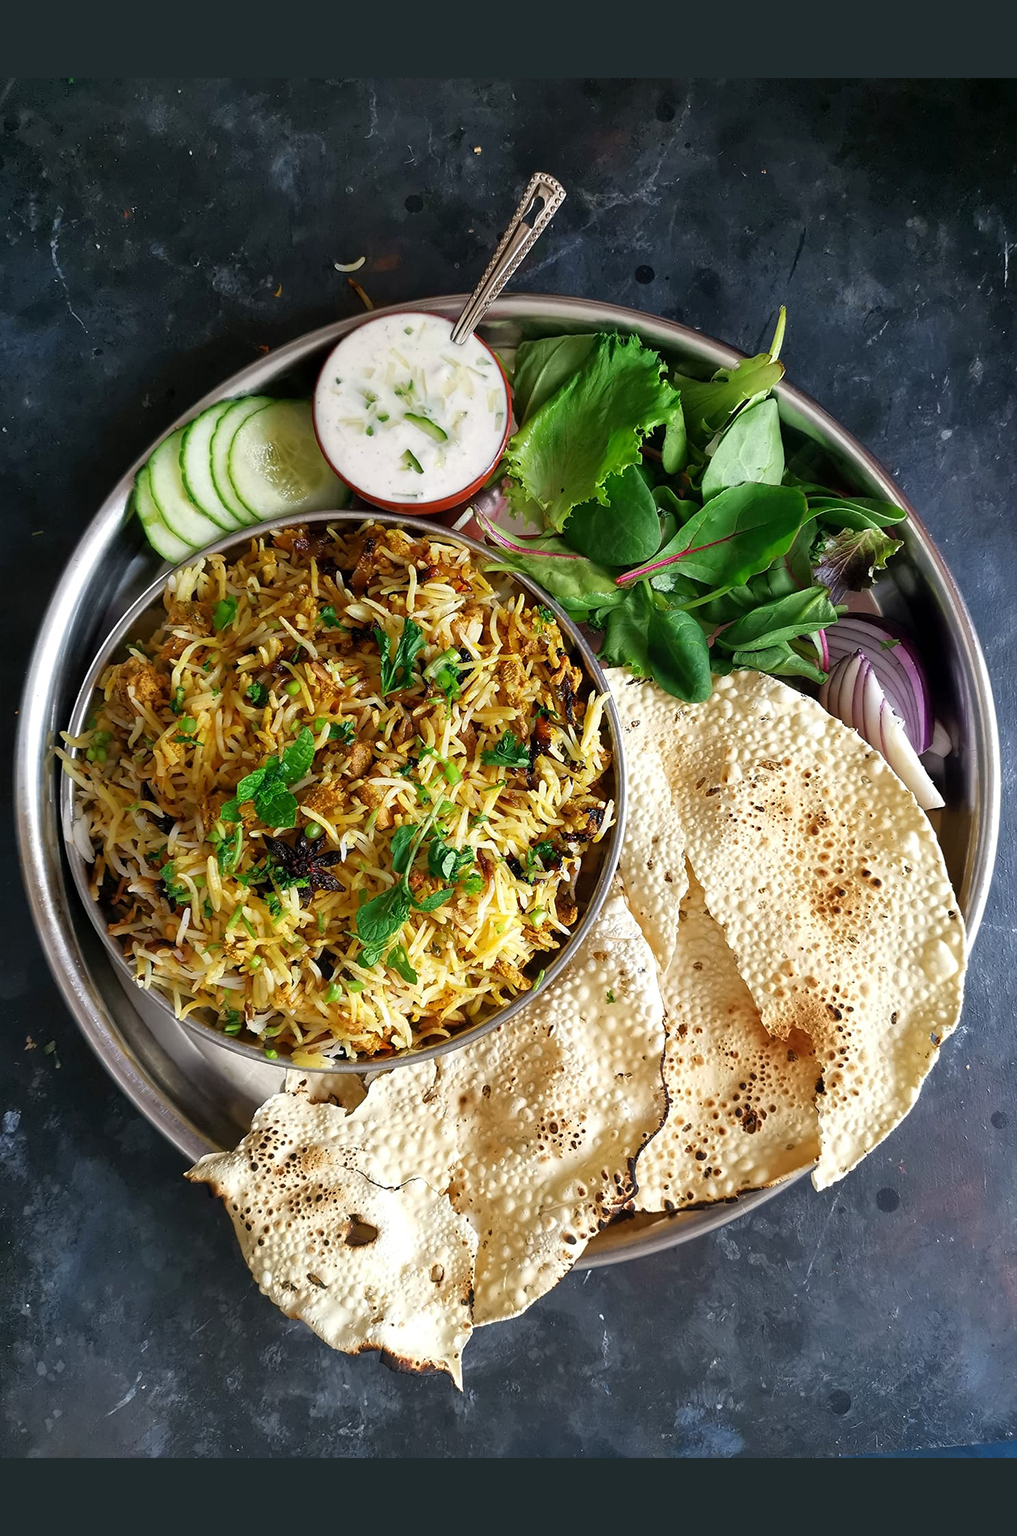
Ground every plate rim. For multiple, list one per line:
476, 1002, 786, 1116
16, 291, 1001, 1268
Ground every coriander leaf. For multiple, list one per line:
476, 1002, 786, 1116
716, 585, 838, 653
627, 482, 809, 594
427, 837, 474, 883
661, 401, 688, 474
330, 719, 356, 743
376, 618, 425, 694
390, 823, 417, 876
213, 595, 238, 632
808, 496, 908, 531
563, 463, 661, 565
423, 647, 462, 704
701, 398, 784, 500
411, 886, 453, 912
811, 526, 902, 604
647, 607, 712, 702
511, 333, 598, 421
481, 731, 530, 769
504, 332, 681, 532
279, 726, 315, 784
355, 881, 412, 960
386, 943, 418, 984
246, 682, 269, 707
171, 685, 186, 715
319, 604, 339, 627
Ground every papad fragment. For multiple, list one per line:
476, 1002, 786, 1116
438, 883, 667, 1325
616, 669, 967, 1189
187, 1066, 477, 1387
605, 666, 688, 971
637, 870, 819, 1210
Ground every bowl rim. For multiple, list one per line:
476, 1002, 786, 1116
58, 508, 628, 1074
310, 309, 513, 514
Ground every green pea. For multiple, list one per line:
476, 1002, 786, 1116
304, 822, 323, 840
313, 717, 327, 733
284, 678, 301, 697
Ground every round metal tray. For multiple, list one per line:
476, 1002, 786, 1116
16, 293, 1000, 1269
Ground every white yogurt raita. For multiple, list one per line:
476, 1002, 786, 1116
313, 313, 510, 510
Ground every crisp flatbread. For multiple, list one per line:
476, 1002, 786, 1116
636, 870, 820, 1210
607, 668, 689, 972
610, 669, 966, 1190
187, 1066, 476, 1387
436, 883, 667, 1324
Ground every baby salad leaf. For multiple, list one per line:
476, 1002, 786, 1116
627, 483, 809, 596
504, 332, 681, 532
671, 307, 787, 448
811, 526, 902, 604
661, 400, 688, 475
701, 398, 785, 500
564, 463, 661, 565
808, 496, 908, 531
599, 582, 654, 676
715, 586, 838, 654
647, 608, 712, 702
729, 640, 828, 683
512, 334, 598, 422
488, 537, 626, 619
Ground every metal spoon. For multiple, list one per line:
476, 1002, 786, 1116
450, 172, 566, 345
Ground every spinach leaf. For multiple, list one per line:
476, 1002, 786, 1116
563, 463, 661, 565
808, 496, 907, 531
503, 332, 681, 531
376, 618, 425, 695
598, 583, 654, 676
701, 398, 784, 500
647, 608, 712, 701
715, 586, 838, 653
661, 401, 688, 474
511, 334, 598, 421
628, 482, 809, 595
811, 526, 902, 604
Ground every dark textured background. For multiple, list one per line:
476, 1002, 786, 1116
2, 77, 1015, 1459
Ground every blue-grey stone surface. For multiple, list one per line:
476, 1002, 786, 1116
2, 77, 1015, 1459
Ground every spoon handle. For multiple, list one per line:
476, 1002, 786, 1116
450, 172, 566, 345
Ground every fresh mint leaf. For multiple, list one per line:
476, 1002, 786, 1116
386, 943, 418, 984
235, 767, 268, 803
411, 886, 453, 912
701, 398, 785, 500
319, 604, 339, 627
355, 881, 412, 962
246, 682, 269, 707
427, 837, 473, 884
390, 823, 417, 876
481, 731, 530, 769
504, 332, 681, 532
279, 726, 315, 785
257, 784, 298, 830
220, 798, 240, 823
330, 719, 356, 744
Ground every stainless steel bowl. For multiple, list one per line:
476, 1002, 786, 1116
17, 292, 1000, 1260
58, 511, 626, 1075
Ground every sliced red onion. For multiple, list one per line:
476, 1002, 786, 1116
820, 653, 945, 811
928, 717, 953, 757
825, 614, 932, 752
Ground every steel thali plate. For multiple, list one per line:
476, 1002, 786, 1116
16, 293, 1000, 1267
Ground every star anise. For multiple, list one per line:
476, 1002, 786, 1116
262, 833, 346, 906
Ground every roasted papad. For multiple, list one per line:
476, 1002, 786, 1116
187, 1066, 476, 1387
609, 668, 966, 1190
435, 883, 668, 1324
636, 869, 820, 1210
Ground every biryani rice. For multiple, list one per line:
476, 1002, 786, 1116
60, 521, 614, 1063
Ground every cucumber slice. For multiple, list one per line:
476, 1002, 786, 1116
404, 411, 448, 443
134, 463, 191, 564
148, 429, 226, 551
228, 399, 348, 519
180, 402, 244, 530
210, 395, 275, 526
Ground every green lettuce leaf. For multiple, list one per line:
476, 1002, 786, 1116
503, 333, 681, 532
